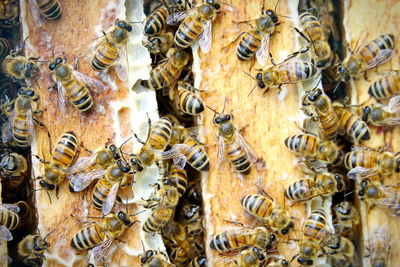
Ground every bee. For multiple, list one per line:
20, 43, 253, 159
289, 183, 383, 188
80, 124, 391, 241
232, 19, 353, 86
190, 256, 207, 267
70, 211, 135, 261
337, 34, 395, 82
285, 172, 345, 204
0, 203, 20, 241
15, 201, 31, 228
306, 0, 339, 42
345, 147, 400, 179
255, 58, 318, 93
0, 0, 19, 26
161, 221, 189, 249
171, 0, 222, 53
0, 151, 28, 181
209, 105, 258, 176
91, 19, 132, 81
35, 131, 78, 195
301, 87, 343, 140
368, 71, 400, 100
325, 236, 355, 267
143, 31, 174, 56
284, 133, 344, 166
162, 165, 187, 198
49, 57, 105, 113
210, 226, 277, 252
142, 48, 190, 93
361, 97, 400, 127
241, 193, 293, 234
365, 226, 391, 267
2, 53, 39, 82
29, 0, 62, 20
178, 204, 202, 235
335, 107, 370, 143
140, 250, 175, 267
18, 233, 50, 266
216, 245, 267, 267
176, 81, 205, 115
186, 181, 202, 204
333, 201, 359, 236
296, 12, 334, 68
0, 37, 10, 58
293, 209, 330, 266
169, 245, 190, 266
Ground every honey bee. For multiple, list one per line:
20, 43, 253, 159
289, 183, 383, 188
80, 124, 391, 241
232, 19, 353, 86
216, 245, 267, 267
0, 203, 20, 241
140, 250, 175, 267
345, 146, 400, 179
91, 19, 132, 81
35, 131, 78, 196
0, 0, 19, 27
142, 48, 190, 93
325, 236, 355, 267
0, 151, 27, 181
71, 211, 136, 261
241, 193, 293, 234
2, 53, 39, 82
190, 256, 207, 267
49, 56, 105, 113
178, 204, 202, 235
361, 96, 400, 127
284, 133, 344, 166
255, 58, 318, 93
143, 31, 174, 56
337, 34, 395, 82
296, 12, 334, 68
368, 71, 400, 100
306, 0, 339, 42
333, 201, 359, 236
210, 226, 277, 252
176, 81, 205, 115
335, 106, 370, 143
365, 225, 391, 267
161, 220, 189, 249
292, 209, 330, 266
301, 87, 343, 140
18, 233, 50, 266
29, 0, 62, 20
169, 245, 190, 266
0, 37, 10, 58
285, 172, 345, 204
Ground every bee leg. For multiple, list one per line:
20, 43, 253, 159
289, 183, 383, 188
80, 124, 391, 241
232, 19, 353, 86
363, 71, 371, 82
294, 27, 311, 44
222, 32, 246, 50
33, 155, 48, 164
262, 88, 270, 96
56, 185, 60, 199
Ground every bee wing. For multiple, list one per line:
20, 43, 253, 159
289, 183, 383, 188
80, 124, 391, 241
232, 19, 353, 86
236, 132, 258, 162
256, 34, 271, 66
1, 116, 13, 143
92, 238, 114, 263
102, 181, 120, 216
114, 45, 129, 82
166, 10, 192, 25
199, 20, 213, 53
26, 109, 35, 144
386, 95, 400, 113
0, 203, 20, 212
162, 144, 188, 170
347, 166, 378, 180
66, 154, 98, 175
68, 169, 106, 192
350, 146, 373, 152
375, 187, 400, 216
365, 49, 394, 70
56, 81, 68, 113
73, 70, 106, 93
0, 225, 13, 241
217, 135, 225, 169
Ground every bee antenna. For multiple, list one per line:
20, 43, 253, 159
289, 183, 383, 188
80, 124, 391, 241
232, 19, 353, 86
119, 135, 133, 161
331, 81, 342, 96
344, 190, 355, 198
129, 209, 147, 217
274, 0, 280, 12
43, 229, 56, 241
242, 70, 255, 81
141, 240, 146, 252
205, 105, 220, 114
248, 84, 257, 97
222, 97, 228, 113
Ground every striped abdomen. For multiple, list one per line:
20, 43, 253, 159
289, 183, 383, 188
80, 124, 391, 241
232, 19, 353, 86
92, 178, 113, 210
12, 113, 30, 148
63, 78, 93, 113
241, 194, 273, 220
317, 109, 341, 140
70, 224, 105, 250
143, 205, 174, 233
224, 136, 251, 174
303, 209, 327, 241
0, 37, 9, 58
339, 109, 370, 143
359, 34, 395, 63
190, 256, 207, 267
144, 6, 168, 36
284, 134, 318, 157
344, 150, 379, 170
52, 131, 78, 167
236, 31, 261, 61
285, 179, 315, 202
36, 0, 62, 20
169, 167, 187, 197
170, 246, 190, 266
368, 74, 400, 100
174, 16, 203, 49
0, 210, 19, 230
210, 228, 270, 252
182, 136, 210, 171
91, 41, 119, 71
277, 61, 318, 84
300, 12, 327, 43
148, 117, 172, 150
178, 88, 204, 115
144, 61, 182, 90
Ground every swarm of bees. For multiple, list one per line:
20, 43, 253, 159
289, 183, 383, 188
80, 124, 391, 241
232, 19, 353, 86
0, 0, 398, 266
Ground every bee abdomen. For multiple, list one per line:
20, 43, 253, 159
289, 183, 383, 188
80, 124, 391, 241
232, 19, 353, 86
178, 90, 204, 115
52, 131, 78, 167
143, 206, 174, 233
360, 33, 395, 61
12, 115, 30, 148
0, 210, 19, 230
64, 80, 93, 113
174, 17, 203, 49
170, 168, 187, 197
236, 31, 261, 61
225, 141, 251, 174
149, 117, 173, 150
241, 194, 272, 218
91, 42, 118, 71
144, 6, 168, 36
341, 111, 370, 142
285, 179, 314, 201
92, 179, 111, 210
184, 138, 210, 171
37, 0, 62, 20
368, 75, 399, 100
70, 225, 104, 250
284, 134, 317, 155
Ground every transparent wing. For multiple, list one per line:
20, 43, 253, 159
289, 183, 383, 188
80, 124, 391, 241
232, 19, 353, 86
199, 20, 212, 53
387, 95, 400, 113
217, 136, 225, 169
379, 117, 400, 126
26, 109, 35, 145
69, 169, 106, 192
350, 146, 374, 152
73, 70, 106, 93
236, 132, 258, 162
56, 81, 68, 113
92, 238, 114, 262
66, 154, 98, 175
0, 226, 12, 241
347, 166, 378, 180
102, 181, 120, 216
1, 117, 13, 143
162, 144, 187, 159
114, 45, 128, 82
166, 10, 192, 25
0, 203, 20, 212
376, 187, 400, 215
366, 49, 394, 70
256, 34, 270, 66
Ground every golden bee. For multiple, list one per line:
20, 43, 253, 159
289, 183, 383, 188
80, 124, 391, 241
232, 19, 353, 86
91, 19, 132, 81
368, 71, 400, 100
29, 0, 62, 20
2, 53, 39, 82
215, 245, 267, 267
143, 31, 174, 56
241, 193, 293, 234
337, 34, 395, 82
365, 226, 391, 267
210, 226, 277, 252
161, 220, 190, 250
0, 151, 27, 190
335, 106, 370, 143
0, 203, 20, 241
49, 56, 105, 113
333, 201, 359, 236
284, 133, 344, 166
71, 211, 136, 261
306, 0, 339, 41
361, 97, 400, 127
301, 87, 343, 140
325, 236, 355, 267
176, 81, 205, 115
18, 233, 50, 266
190, 256, 207, 267
255, 58, 318, 94
140, 250, 175, 267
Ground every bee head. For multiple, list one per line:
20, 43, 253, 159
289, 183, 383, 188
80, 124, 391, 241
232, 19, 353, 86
25, 61, 38, 78
49, 57, 63, 71
255, 72, 266, 88
308, 88, 322, 102
362, 105, 371, 121
213, 113, 232, 124
252, 246, 266, 261
116, 19, 132, 32
334, 174, 346, 192
117, 159, 131, 173
141, 250, 156, 263
130, 156, 144, 172
39, 179, 55, 191
205, 0, 220, 10
297, 256, 313, 266
337, 66, 350, 81
117, 211, 133, 226
265, 9, 278, 23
